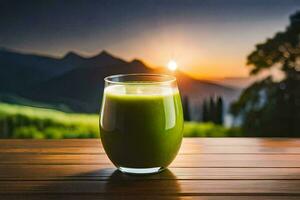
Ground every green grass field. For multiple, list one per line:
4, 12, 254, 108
0, 103, 242, 139
0, 103, 99, 139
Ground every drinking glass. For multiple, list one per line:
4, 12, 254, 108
100, 74, 183, 174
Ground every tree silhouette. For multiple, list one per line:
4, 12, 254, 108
231, 11, 300, 136
209, 96, 216, 123
202, 99, 209, 122
182, 96, 191, 121
201, 96, 223, 125
216, 96, 223, 125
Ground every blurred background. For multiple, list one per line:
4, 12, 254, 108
0, 0, 299, 139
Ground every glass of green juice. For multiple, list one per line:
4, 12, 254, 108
100, 74, 184, 174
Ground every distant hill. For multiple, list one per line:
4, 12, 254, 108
0, 48, 241, 118
208, 77, 255, 89
0, 48, 83, 93
25, 54, 152, 112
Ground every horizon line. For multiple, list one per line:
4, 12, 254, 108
0, 46, 251, 80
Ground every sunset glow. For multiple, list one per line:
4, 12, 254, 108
1, 1, 297, 80
167, 60, 178, 71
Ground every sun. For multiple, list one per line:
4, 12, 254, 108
167, 60, 178, 71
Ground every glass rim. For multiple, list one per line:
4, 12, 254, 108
104, 73, 177, 85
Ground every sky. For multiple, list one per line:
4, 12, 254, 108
0, 0, 299, 79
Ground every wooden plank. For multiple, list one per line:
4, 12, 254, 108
0, 165, 300, 180
0, 195, 300, 200
0, 154, 299, 167
1, 139, 300, 155
0, 138, 300, 148
0, 139, 100, 147
0, 180, 300, 195
1, 145, 300, 154
185, 138, 300, 147
0, 147, 104, 154
1, 139, 299, 198
1, 195, 300, 200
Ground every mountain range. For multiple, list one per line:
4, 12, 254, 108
0, 48, 243, 119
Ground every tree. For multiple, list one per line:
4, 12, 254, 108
216, 96, 223, 125
202, 96, 223, 124
202, 99, 209, 122
230, 11, 300, 136
182, 96, 191, 121
209, 96, 216, 123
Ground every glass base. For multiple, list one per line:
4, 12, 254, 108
118, 167, 164, 175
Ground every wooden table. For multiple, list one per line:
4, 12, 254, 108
0, 138, 300, 199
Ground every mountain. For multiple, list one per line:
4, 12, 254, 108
0, 48, 241, 117
25, 57, 152, 112
0, 48, 83, 93
24, 58, 239, 114
0, 48, 127, 94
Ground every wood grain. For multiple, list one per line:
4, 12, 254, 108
1, 180, 300, 194
0, 195, 300, 200
1, 138, 300, 147
1, 165, 300, 180
0, 138, 299, 199
1, 145, 300, 154
0, 154, 300, 167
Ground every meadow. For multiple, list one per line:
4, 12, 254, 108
0, 103, 242, 139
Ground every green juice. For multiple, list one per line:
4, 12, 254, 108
100, 85, 184, 169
